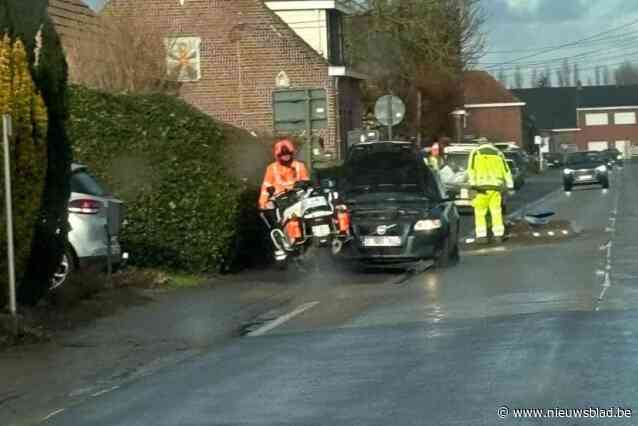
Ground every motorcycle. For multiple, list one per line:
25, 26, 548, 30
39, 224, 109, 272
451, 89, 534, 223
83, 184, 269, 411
264, 180, 351, 270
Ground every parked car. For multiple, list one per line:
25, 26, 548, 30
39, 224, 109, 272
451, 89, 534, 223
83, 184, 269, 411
506, 159, 525, 190
543, 152, 565, 168
601, 148, 623, 167
562, 152, 610, 192
51, 164, 127, 289
340, 141, 461, 269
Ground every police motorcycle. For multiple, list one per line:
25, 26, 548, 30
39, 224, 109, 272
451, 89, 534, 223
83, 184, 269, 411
265, 179, 351, 270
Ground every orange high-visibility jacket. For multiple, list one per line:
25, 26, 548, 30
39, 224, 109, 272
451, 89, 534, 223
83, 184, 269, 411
258, 160, 310, 209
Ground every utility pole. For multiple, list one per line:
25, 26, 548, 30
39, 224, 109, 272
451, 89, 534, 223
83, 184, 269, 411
3, 114, 16, 319
416, 89, 423, 146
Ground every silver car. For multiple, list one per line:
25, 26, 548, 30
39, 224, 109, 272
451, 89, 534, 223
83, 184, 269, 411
51, 164, 127, 289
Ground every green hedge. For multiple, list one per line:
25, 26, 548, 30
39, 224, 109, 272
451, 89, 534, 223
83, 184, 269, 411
67, 86, 269, 273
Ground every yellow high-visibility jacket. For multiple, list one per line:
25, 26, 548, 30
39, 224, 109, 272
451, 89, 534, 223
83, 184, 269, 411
467, 144, 514, 190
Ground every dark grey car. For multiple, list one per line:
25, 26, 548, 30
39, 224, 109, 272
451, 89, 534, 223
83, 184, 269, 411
340, 141, 461, 269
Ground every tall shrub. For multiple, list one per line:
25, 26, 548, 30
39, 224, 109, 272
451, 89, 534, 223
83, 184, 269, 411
68, 86, 256, 273
0, 0, 71, 305
0, 36, 48, 307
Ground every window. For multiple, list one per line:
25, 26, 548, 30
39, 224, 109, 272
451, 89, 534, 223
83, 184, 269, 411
585, 113, 609, 126
614, 112, 636, 125
165, 36, 201, 82
71, 171, 108, 197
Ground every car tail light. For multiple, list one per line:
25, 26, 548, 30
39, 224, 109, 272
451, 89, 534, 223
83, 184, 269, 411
69, 199, 102, 214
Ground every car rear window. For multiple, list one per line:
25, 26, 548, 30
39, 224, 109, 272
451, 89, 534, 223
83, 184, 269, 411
71, 171, 108, 197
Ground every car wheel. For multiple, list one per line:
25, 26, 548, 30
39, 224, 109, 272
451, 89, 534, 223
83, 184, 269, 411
435, 236, 459, 268
50, 248, 75, 291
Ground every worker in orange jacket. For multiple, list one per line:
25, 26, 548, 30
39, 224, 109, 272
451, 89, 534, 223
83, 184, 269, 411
258, 139, 310, 210
258, 139, 310, 260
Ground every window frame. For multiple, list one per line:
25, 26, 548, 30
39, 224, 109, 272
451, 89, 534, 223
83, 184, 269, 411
585, 113, 609, 126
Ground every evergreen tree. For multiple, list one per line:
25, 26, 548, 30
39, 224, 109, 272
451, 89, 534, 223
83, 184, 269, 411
0, 34, 49, 307
0, 0, 71, 305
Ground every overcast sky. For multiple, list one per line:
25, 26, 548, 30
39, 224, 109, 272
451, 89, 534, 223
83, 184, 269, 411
83, 0, 638, 88
480, 0, 638, 87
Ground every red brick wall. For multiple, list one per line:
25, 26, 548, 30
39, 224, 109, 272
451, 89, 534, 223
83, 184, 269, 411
107, 0, 342, 150
575, 109, 638, 151
465, 106, 523, 145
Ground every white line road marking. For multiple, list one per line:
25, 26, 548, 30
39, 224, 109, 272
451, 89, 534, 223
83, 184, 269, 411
91, 386, 120, 397
41, 409, 65, 422
245, 302, 320, 337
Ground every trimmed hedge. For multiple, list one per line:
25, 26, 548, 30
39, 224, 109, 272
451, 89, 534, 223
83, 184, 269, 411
67, 86, 270, 273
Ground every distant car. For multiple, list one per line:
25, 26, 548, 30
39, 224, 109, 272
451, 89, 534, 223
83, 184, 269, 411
441, 150, 472, 210
601, 148, 623, 167
51, 164, 127, 289
543, 152, 565, 168
506, 159, 525, 190
563, 152, 610, 191
341, 141, 461, 268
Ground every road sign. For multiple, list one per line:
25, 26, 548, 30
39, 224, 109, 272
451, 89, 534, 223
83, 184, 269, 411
374, 95, 406, 127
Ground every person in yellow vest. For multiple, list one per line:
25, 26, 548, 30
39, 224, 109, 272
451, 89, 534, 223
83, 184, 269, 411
467, 140, 514, 243
427, 142, 441, 171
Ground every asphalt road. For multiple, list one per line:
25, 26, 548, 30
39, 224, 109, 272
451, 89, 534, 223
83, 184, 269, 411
44, 165, 638, 425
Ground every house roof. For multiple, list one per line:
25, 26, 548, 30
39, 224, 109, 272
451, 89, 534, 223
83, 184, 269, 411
463, 70, 522, 105
513, 84, 638, 130
578, 84, 638, 108
48, 0, 96, 41
512, 87, 578, 130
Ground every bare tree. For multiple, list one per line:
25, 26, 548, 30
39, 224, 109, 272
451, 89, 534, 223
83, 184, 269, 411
543, 65, 552, 87
556, 69, 565, 87
615, 61, 638, 85
536, 72, 550, 88
346, 0, 486, 138
573, 63, 581, 86
560, 58, 571, 87
497, 67, 508, 87
65, 0, 181, 93
602, 65, 611, 85
595, 66, 602, 86
513, 65, 524, 89
530, 68, 538, 88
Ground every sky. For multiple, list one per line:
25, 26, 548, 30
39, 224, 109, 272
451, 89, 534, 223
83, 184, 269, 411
480, 0, 638, 87
83, 0, 638, 88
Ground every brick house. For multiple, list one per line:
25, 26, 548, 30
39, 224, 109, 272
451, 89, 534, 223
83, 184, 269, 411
48, 0, 98, 85
48, 0, 96, 42
513, 85, 638, 157
462, 71, 534, 151
95, 0, 365, 160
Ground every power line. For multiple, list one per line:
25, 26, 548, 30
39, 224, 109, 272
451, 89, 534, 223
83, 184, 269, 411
483, 27, 638, 55
482, 36, 638, 71
485, 18, 638, 69
482, 30, 638, 66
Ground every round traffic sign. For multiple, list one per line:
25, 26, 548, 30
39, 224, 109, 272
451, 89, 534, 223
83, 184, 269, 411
374, 95, 406, 127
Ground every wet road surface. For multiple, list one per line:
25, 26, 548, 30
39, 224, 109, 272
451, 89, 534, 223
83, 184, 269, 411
44, 166, 638, 425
